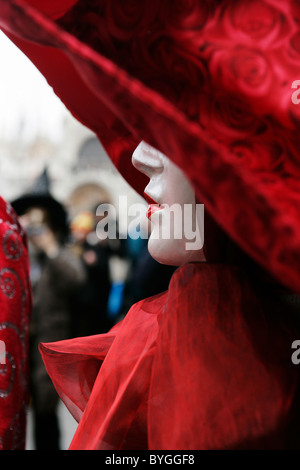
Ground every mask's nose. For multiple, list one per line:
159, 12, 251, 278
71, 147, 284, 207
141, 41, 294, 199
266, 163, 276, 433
132, 141, 165, 178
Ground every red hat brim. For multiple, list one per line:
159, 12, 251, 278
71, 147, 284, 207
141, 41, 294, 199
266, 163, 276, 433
1, 0, 300, 292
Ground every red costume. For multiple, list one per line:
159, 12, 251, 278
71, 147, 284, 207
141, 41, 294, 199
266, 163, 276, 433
40, 263, 300, 449
0, 198, 31, 450
1, 0, 300, 449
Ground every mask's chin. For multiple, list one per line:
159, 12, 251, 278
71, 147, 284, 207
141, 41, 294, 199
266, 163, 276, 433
147, 204, 205, 266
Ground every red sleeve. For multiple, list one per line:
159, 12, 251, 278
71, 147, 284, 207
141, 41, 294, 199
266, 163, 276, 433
0, 198, 32, 450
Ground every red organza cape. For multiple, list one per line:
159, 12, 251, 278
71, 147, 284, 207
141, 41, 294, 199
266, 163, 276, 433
0, 198, 31, 450
40, 263, 300, 450
1, 1, 300, 293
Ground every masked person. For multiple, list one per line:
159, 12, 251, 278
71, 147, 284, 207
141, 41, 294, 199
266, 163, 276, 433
1, 0, 300, 450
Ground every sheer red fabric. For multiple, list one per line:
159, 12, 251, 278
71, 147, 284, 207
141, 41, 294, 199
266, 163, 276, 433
0, 198, 31, 450
0, 1, 300, 292
40, 263, 300, 450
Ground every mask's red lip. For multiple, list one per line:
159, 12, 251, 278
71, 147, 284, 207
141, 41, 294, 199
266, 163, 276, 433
143, 192, 158, 205
144, 192, 162, 219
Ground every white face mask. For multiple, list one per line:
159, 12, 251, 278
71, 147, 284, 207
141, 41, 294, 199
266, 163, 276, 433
132, 141, 205, 266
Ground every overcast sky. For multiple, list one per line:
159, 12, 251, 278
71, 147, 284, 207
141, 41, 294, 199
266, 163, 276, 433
0, 30, 68, 142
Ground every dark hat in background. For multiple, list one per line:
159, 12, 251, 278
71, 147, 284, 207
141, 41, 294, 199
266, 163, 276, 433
11, 168, 69, 238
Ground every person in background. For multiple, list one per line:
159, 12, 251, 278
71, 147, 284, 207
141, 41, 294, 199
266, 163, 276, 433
12, 170, 86, 450
70, 210, 112, 336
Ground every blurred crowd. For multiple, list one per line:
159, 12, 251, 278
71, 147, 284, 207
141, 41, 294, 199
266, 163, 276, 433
11, 169, 176, 450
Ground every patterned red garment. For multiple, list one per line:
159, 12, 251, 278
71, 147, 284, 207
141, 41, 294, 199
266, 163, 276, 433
0, 198, 31, 450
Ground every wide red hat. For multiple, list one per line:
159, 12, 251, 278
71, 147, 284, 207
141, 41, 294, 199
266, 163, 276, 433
1, 0, 300, 292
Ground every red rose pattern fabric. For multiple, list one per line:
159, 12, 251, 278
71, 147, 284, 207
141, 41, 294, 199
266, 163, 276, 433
40, 263, 300, 449
0, 198, 31, 450
0, 0, 300, 294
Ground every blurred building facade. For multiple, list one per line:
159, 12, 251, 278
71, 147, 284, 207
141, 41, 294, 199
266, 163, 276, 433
0, 111, 144, 224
